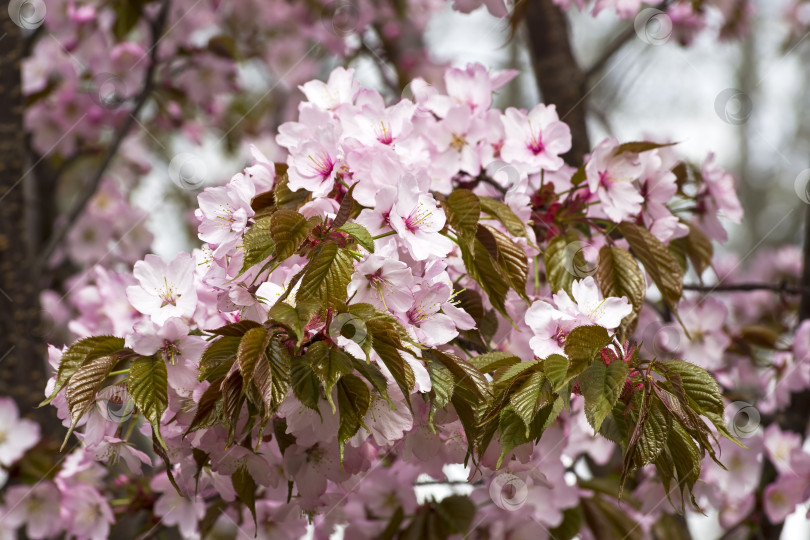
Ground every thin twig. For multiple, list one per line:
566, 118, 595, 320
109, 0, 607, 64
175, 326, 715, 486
584, 24, 637, 80
36, 0, 171, 272
682, 282, 810, 295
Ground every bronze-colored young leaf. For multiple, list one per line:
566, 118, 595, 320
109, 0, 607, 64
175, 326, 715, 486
426, 349, 489, 400
253, 336, 291, 419
444, 189, 481, 243
481, 224, 529, 300
596, 245, 646, 336
618, 222, 683, 312
544, 230, 582, 296
43, 336, 126, 406
478, 196, 526, 237
127, 355, 170, 448
683, 221, 713, 277
543, 354, 570, 392
337, 374, 370, 460
207, 320, 262, 337
63, 353, 121, 448
187, 378, 224, 434
468, 351, 521, 374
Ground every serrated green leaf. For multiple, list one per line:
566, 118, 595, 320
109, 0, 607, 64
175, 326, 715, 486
618, 222, 683, 312
494, 360, 542, 385
270, 209, 314, 260
509, 371, 548, 434
444, 189, 481, 243
127, 356, 169, 448
367, 319, 415, 401
267, 302, 303, 341
208, 320, 262, 337
481, 224, 529, 300
596, 246, 646, 337
351, 357, 391, 406
337, 374, 370, 460
339, 222, 375, 253
240, 216, 275, 275
564, 325, 611, 372
478, 196, 526, 237
43, 336, 126, 406
309, 345, 353, 413
544, 231, 582, 295
468, 351, 521, 374
426, 349, 488, 400
667, 421, 701, 509
199, 336, 241, 382
460, 232, 511, 318
292, 353, 321, 412
543, 354, 570, 391
428, 364, 454, 427
298, 242, 354, 308
232, 465, 257, 531
683, 221, 713, 277
579, 360, 629, 432
237, 327, 270, 380
254, 337, 290, 419
274, 165, 310, 209
660, 360, 724, 416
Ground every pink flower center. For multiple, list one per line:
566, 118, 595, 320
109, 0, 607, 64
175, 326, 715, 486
528, 136, 545, 155
598, 170, 612, 188
307, 153, 335, 180
375, 121, 393, 144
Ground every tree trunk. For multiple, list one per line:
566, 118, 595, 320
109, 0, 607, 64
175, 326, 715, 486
0, 4, 55, 429
524, 0, 590, 164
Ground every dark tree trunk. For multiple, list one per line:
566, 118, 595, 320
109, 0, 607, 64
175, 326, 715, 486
524, 0, 590, 164
0, 4, 55, 429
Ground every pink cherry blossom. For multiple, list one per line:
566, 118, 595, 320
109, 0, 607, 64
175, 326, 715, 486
501, 104, 572, 173
0, 398, 40, 467
126, 252, 198, 324
585, 138, 644, 223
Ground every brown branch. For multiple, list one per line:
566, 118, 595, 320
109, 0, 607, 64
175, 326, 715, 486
524, 0, 590, 164
36, 0, 171, 273
683, 282, 810, 295
0, 1, 57, 428
584, 24, 636, 80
